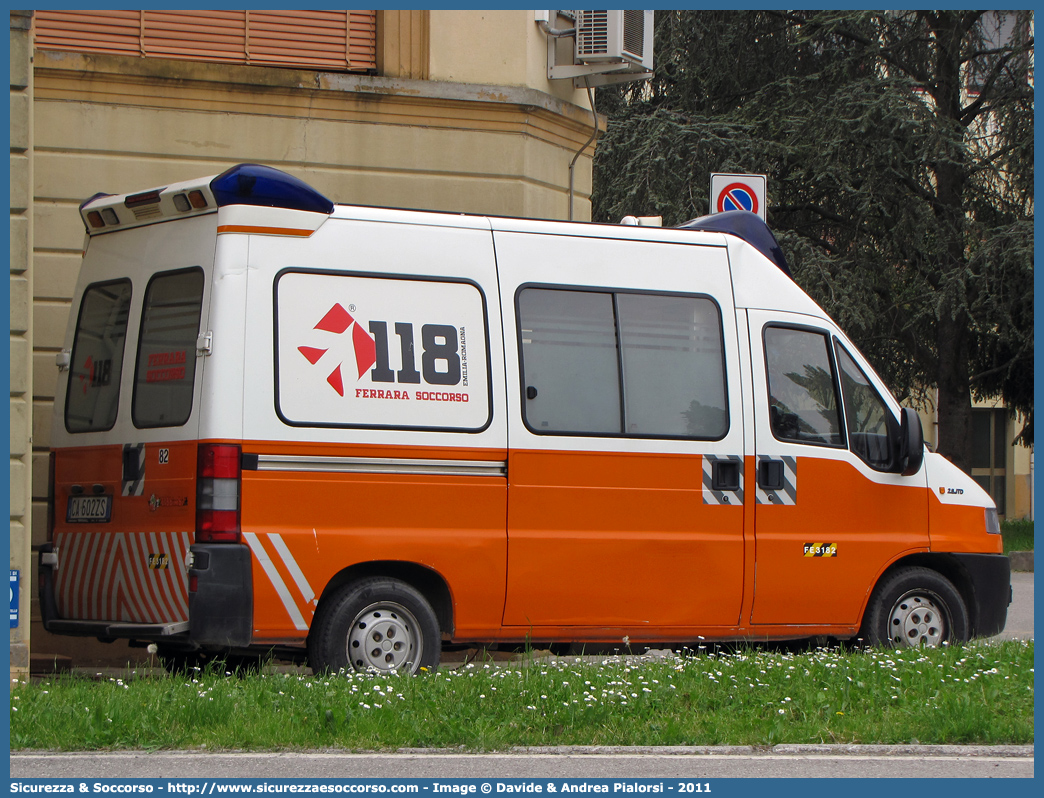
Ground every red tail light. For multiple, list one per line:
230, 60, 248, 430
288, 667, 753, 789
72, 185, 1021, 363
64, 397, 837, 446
196, 443, 241, 542
46, 451, 56, 542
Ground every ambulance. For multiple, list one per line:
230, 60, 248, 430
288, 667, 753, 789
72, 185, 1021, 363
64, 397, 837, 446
40, 164, 1010, 673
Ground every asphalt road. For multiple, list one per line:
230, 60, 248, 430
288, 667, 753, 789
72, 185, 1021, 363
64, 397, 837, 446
994, 570, 1033, 640
9, 746, 1035, 779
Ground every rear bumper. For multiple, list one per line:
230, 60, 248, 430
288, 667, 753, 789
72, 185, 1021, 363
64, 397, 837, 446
953, 552, 1011, 638
188, 543, 253, 648
38, 543, 190, 639
38, 540, 254, 648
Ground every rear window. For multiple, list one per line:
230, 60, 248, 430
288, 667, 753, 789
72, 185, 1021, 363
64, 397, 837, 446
65, 280, 133, 433
132, 268, 205, 428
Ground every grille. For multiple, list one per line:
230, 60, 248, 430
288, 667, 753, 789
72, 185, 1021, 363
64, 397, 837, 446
576, 10, 609, 58
622, 10, 645, 57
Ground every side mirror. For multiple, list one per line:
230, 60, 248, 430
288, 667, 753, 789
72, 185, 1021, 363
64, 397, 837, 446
897, 407, 924, 476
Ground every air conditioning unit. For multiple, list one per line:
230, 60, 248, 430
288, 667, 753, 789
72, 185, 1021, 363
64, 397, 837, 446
575, 10, 653, 71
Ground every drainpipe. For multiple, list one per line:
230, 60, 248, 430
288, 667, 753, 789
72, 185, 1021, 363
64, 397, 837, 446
568, 80, 598, 221
536, 16, 575, 38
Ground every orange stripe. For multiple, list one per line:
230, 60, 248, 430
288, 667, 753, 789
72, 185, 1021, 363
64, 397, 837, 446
217, 224, 315, 237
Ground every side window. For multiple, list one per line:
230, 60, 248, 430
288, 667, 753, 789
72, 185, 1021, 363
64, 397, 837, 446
517, 287, 728, 439
132, 268, 205, 428
65, 280, 133, 433
764, 326, 843, 447
517, 289, 620, 434
617, 293, 727, 437
836, 344, 894, 470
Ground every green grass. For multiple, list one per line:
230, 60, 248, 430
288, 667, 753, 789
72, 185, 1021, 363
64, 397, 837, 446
1002, 519, 1034, 553
10, 640, 1033, 750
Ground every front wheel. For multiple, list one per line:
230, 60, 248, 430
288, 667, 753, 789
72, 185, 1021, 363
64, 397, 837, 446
861, 566, 969, 648
308, 577, 441, 675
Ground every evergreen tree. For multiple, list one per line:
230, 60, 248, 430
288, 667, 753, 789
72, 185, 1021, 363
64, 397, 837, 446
593, 10, 1034, 470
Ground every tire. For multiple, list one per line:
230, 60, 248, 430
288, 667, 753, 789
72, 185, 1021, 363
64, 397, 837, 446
861, 566, 969, 648
308, 577, 441, 675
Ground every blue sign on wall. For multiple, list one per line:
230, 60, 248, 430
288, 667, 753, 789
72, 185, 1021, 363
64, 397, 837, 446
11, 569, 19, 628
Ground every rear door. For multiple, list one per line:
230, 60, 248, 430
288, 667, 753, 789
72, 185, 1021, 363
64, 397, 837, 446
52, 217, 215, 625
495, 225, 747, 636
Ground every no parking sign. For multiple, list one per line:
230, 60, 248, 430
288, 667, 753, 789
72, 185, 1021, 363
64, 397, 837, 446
710, 173, 767, 220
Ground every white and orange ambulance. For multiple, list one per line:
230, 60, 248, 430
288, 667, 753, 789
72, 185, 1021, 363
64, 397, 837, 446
40, 164, 1010, 673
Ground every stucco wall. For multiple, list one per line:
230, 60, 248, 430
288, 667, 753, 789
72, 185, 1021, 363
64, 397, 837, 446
428, 9, 587, 107
10, 9, 34, 681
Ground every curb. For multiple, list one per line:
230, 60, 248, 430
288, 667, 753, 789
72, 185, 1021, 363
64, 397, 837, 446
14, 745, 1036, 758
1009, 550, 1034, 571
454, 744, 1037, 758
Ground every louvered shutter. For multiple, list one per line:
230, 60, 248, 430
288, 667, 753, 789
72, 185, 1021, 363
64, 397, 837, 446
247, 11, 376, 71
35, 10, 144, 56
143, 11, 247, 63
33, 10, 377, 72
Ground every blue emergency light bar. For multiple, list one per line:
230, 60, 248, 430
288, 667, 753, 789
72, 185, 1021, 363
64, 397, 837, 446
677, 210, 792, 277
210, 163, 335, 215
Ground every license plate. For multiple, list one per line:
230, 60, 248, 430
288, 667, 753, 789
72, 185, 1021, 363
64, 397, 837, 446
67, 494, 112, 523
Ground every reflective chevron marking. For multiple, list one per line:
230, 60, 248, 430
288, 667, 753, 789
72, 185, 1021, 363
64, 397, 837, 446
244, 532, 308, 631
54, 530, 190, 623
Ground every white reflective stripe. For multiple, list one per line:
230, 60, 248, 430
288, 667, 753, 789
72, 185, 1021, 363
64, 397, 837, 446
254, 454, 506, 477
244, 532, 307, 631
269, 533, 315, 604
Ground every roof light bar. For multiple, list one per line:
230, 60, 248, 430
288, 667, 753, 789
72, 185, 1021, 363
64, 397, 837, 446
210, 163, 334, 215
676, 210, 791, 277
79, 192, 113, 227
78, 178, 217, 234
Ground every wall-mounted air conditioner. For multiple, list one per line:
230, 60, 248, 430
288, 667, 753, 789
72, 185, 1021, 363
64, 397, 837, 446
538, 9, 654, 87
575, 10, 653, 72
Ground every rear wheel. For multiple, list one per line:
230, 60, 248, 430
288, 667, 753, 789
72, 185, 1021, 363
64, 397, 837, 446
308, 577, 440, 675
861, 566, 969, 648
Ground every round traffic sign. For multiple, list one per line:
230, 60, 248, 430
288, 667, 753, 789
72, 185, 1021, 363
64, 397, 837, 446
716, 182, 759, 214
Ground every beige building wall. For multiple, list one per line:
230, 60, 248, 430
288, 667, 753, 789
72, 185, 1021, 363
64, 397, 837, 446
24, 10, 604, 665
427, 9, 583, 105
10, 9, 34, 682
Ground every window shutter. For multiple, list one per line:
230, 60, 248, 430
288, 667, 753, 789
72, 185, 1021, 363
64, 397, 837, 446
35, 10, 144, 56
143, 11, 247, 63
347, 11, 378, 71
34, 10, 377, 72
247, 11, 376, 71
